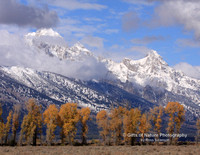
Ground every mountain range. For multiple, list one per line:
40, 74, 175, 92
0, 28, 199, 130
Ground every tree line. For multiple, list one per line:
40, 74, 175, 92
0, 99, 200, 146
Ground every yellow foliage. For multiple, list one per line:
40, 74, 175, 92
96, 110, 109, 144
12, 104, 20, 144
197, 119, 200, 131
4, 111, 13, 144
43, 104, 59, 145
150, 106, 163, 134
165, 102, 185, 135
79, 107, 91, 144
123, 108, 141, 144
0, 122, 4, 143
139, 113, 151, 140
19, 98, 42, 145
58, 103, 79, 145
0, 104, 2, 120
110, 106, 125, 145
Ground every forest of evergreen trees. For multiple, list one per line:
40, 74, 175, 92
0, 99, 200, 146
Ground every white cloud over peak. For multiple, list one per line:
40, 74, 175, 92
81, 36, 104, 49
174, 62, 200, 79
0, 30, 108, 80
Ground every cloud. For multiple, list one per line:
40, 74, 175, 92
81, 36, 104, 48
104, 29, 119, 34
0, 0, 59, 28
174, 62, 200, 79
55, 18, 98, 40
123, 0, 153, 5
130, 46, 152, 55
84, 17, 103, 22
176, 38, 200, 48
150, 0, 200, 38
123, 0, 200, 39
122, 11, 140, 32
42, 0, 107, 10
131, 36, 165, 44
0, 30, 108, 80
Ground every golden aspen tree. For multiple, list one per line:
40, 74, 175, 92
196, 119, 200, 144
96, 110, 110, 145
139, 113, 151, 144
123, 108, 141, 145
12, 104, 20, 145
110, 106, 125, 145
58, 103, 79, 145
150, 106, 164, 144
123, 109, 131, 145
0, 104, 3, 144
43, 104, 59, 145
18, 115, 28, 146
0, 123, 3, 145
165, 102, 185, 144
0, 103, 2, 121
4, 111, 13, 144
57, 114, 65, 144
79, 107, 91, 145
19, 98, 42, 146
174, 103, 185, 134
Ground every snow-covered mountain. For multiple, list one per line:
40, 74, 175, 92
103, 50, 200, 117
25, 28, 92, 61
0, 66, 154, 114
1, 28, 200, 119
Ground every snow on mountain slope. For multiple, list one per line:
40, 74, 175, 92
1, 66, 155, 113
103, 50, 200, 108
0, 69, 63, 113
22, 29, 200, 113
25, 28, 93, 61
2, 28, 200, 116
1, 66, 109, 111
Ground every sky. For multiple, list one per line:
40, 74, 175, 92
0, 0, 200, 79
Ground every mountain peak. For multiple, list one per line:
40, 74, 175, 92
26, 28, 62, 38
144, 50, 168, 66
73, 42, 85, 49
146, 50, 160, 58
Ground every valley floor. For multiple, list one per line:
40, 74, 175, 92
0, 145, 199, 155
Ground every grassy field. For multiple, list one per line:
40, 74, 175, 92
0, 145, 199, 155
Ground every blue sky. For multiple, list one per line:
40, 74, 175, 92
0, 0, 200, 77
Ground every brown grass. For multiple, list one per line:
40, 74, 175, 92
0, 145, 199, 155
